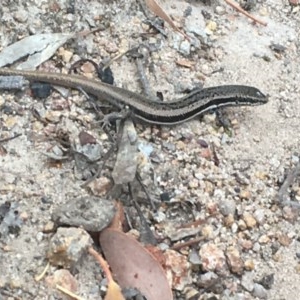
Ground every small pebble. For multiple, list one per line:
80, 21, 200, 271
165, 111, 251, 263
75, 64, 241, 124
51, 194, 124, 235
252, 283, 268, 299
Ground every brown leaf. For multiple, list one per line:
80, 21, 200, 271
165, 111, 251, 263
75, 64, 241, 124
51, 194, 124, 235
100, 228, 173, 300
105, 280, 125, 300
108, 201, 125, 231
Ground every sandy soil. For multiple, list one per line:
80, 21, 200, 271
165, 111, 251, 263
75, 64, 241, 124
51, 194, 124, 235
0, 0, 300, 299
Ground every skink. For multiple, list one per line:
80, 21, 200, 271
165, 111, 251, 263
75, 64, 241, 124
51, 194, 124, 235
0, 68, 268, 125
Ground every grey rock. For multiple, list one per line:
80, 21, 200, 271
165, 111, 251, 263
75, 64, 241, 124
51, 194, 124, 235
0, 202, 22, 238
215, 5, 226, 15
152, 211, 166, 223
52, 196, 115, 232
13, 10, 28, 23
112, 119, 138, 184
241, 272, 255, 292
189, 249, 201, 266
47, 227, 92, 268
258, 273, 274, 290
254, 209, 265, 225
76, 143, 102, 162
252, 283, 268, 299
221, 292, 252, 300
138, 142, 154, 157
162, 141, 176, 151
198, 271, 218, 288
185, 11, 207, 42
166, 225, 201, 242
219, 199, 236, 216
179, 39, 191, 56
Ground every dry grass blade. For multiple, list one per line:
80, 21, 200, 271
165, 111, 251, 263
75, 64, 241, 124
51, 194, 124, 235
224, 0, 267, 26
88, 247, 125, 300
34, 262, 50, 282
277, 161, 300, 206
56, 284, 86, 300
145, 0, 189, 40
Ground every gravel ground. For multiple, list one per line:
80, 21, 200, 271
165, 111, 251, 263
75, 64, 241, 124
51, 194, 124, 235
0, 0, 300, 299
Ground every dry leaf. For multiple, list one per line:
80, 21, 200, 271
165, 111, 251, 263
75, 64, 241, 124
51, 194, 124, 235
105, 280, 125, 300
108, 201, 125, 231
100, 228, 173, 300
0, 33, 74, 69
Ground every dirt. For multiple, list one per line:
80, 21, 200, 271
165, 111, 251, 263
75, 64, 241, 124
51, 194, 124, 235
0, 0, 300, 299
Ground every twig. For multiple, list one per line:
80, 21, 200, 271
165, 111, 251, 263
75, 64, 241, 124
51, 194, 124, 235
136, 172, 156, 210
88, 247, 114, 283
128, 183, 157, 245
1, 290, 22, 300
171, 236, 206, 251
277, 161, 300, 205
224, 0, 267, 26
102, 47, 139, 70
77, 26, 107, 38
0, 133, 22, 144
134, 49, 160, 101
88, 247, 125, 300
